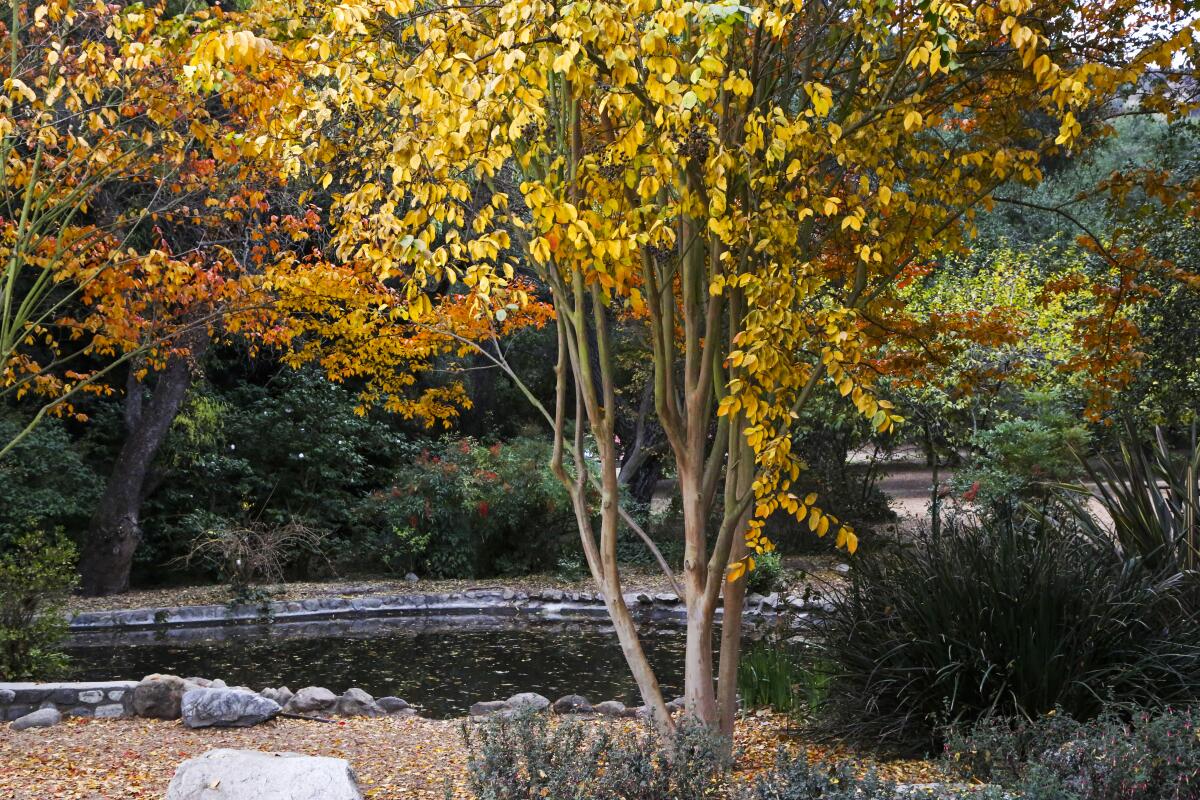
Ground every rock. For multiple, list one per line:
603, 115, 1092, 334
181, 688, 281, 729
10, 708, 61, 730
184, 677, 213, 688
0, 689, 14, 704
261, 687, 294, 707
633, 705, 650, 719
78, 689, 105, 704
210, 679, 228, 689
593, 700, 628, 717
666, 696, 685, 712
469, 700, 511, 718
376, 696, 409, 714
506, 692, 550, 712
94, 704, 126, 719
167, 748, 363, 800
133, 674, 202, 720
762, 592, 780, 609
336, 688, 383, 718
404, 572, 419, 583
284, 686, 339, 714
833, 563, 850, 575
551, 694, 593, 714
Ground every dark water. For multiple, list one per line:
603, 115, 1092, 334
66, 618, 689, 718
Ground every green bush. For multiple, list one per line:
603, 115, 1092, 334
746, 551, 784, 595
807, 515, 1200, 754
953, 391, 1088, 515
137, 369, 409, 582
460, 711, 731, 800
350, 436, 575, 578
0, 414, 100, 549
946, 707, 1200, 800
737, 750, 900, 800
0, 532, 78, 680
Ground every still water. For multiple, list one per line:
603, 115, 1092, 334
66, 618, 689, 718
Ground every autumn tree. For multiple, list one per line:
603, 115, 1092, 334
184, 0, 1198, 737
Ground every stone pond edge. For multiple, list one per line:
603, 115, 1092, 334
64, 588, 821, 633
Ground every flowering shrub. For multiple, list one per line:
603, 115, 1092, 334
352, 436, 575, 577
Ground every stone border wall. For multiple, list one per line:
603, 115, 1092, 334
0, 681, 136, 721
67, 588, 812, 634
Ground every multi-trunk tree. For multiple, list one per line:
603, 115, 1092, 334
182, 0, 1200, 737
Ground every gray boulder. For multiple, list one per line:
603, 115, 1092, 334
404, 572, 419, 583
376, 696, 410, 714
336, 688, 383, 718
284, 686, 338, 714
261, 687, 294, 707
551, 694, 593, 714
133, 674, 203, 719
506, 692, 550, 712
167, 748, 363, 800
593, 700, 629, 717
0, 689, 14, 704
181, 688, 280, 729
10, 708, 61, 730
469, 700, 511, 718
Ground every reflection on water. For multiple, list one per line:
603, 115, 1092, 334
66, 618, 689, 718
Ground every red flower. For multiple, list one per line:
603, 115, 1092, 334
477, 500, 489, 518
962, 481, 981, 502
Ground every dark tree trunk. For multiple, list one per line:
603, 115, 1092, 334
79, 332, 208, 595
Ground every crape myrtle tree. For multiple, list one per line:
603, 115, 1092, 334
184, 0, 1198, 737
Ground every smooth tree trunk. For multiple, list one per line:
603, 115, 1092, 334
79, 332, 207, 595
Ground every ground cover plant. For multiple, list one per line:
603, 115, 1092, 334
460, 711, 731, 800
946, 706, 1200, 800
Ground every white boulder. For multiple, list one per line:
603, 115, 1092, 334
167, 749, 363, 800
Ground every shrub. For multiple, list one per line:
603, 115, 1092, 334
946, 707, 1200, 800
352, 436, 575, 578
0, 532, 78, 680
952, 390, 1088, 516
0, 414, 100, 549
746, 551, 784, 595
176, 518, 328, 602
459, 711, 731, 800
737, 749, 900, 800
807, 515, 1200, 753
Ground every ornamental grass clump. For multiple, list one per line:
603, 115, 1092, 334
808, 514, 1200, 753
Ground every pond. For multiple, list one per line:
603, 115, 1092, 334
65, 617, 692, 718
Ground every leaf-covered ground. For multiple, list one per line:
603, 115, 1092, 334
0, 714, 954, 799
